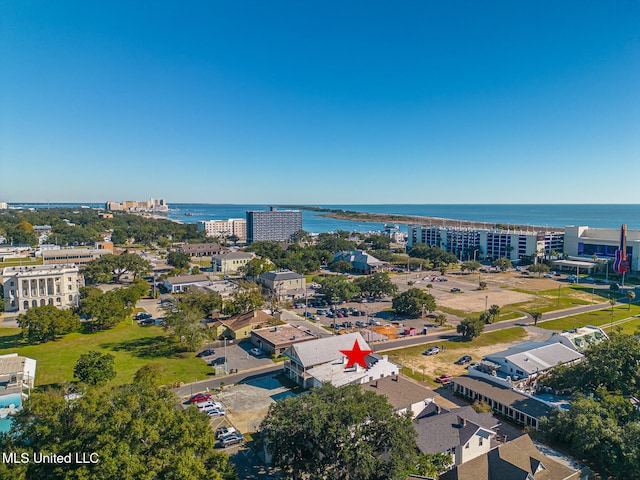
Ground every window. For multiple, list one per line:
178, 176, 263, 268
465, 443, 469, 449
479, 437, 483, 446
69, 295, 73, 302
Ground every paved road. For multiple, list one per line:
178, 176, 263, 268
174, 364, 283, 400
174, 300, 618, 394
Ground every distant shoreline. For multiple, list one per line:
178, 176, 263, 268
280, 206, 554, 231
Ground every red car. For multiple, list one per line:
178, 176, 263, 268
188, 393, 213, 404
435, 374, 453, 384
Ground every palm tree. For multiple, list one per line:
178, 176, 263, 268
610, 297, 616, 316
436, 314, 447, 326
627, 290, 636, 311
531, 311, 542, 326
489, 304, 500, 323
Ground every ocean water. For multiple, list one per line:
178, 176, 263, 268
8, 203, 640, 233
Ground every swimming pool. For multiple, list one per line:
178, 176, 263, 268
0, 393, 22, 433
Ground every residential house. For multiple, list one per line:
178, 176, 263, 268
413, 405, 499, 467
451, 377, 552, 430
212, 251, 255, 274
0, 353, 36, 390
164, 274, 211, 293
257, 270, 306, 301
439, 434, 580, 480
283, 332, 399, 388
333, 250, 385, 274
250, 324, 316, 357
207, 310, 277, 340
359, 374, 436, 418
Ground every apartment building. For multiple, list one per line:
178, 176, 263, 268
246, 207, 302, 243
2, 264, 80, 313
197, 219, 246, 241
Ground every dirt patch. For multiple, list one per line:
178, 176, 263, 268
438, 289, 533, 313
395, 327, 552, 382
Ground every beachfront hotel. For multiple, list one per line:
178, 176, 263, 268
198, 218, 247, 241
408, 225, 564, 262
246, 207, 302, 243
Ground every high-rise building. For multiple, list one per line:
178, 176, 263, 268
246, 207, 302, 243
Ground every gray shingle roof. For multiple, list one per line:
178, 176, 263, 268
413, 406, 498, 455
259, 270, 305, 281
284, 332, 369, 368
440, 434, 579, 480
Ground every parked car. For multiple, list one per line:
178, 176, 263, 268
138, 318, 155, 326
215, 427, 237, 439
566, 275, 578, 282
355, 321, 366, 327
135, 312, 152, 320
210, 357, 226, 366
196, 349, 216, 357
423, 347, 440, 356
467, 362, 480, 369
250, 348, 264, 356
220, 433, 245, 448
435, 374, 453, 384
440, 278, 448, 282
207, 408, 226, 417
543, 273, 553, 278
450, 287, 461, 292
454, 355, 472, 365
188, 393, 213, 404
197, 401, 223, 411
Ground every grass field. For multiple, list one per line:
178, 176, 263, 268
539, 304, 640, 331
0, 322, 212, 388
0, 257, 43, 268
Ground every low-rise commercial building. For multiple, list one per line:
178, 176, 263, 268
250, 324, 316, 357
164, 274, 211, 293
360, 375, 436, 418
564, 225, 640, 273
207, 310, 277, 340
2, 264, 80, 313
332, 250, 385, 274
42, 248, 112, 265
177, 243, 224, 257
451, 377, 552, 430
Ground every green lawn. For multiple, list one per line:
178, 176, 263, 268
607, 316, 640, 335
539, 304, 640, 331
0, 323, 212, 388
0, 257, 43, 267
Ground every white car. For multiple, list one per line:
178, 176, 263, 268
250, 348, 264, 356
207, 408, 226, 417
197, 401, 222, 411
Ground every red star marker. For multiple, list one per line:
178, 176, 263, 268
340, 340, 374, 369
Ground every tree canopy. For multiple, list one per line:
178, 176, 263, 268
492, 257, 512, 271
456, 317, 484, 339
0, 381, 237, 480
74, 351, 117, 386
408, 245, 458, 267
16, 305, 80, 343
354, 272, 398, 299
314, 275, 361, 303
167, 251, 191, 269
392, 288, 436, 317
260, 383, 416, 480
82, 253, 151, 284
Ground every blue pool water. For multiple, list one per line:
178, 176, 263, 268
0, 393, 22, 433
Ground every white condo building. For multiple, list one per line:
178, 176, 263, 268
198, 219, 247, 241
2, 265, 80, 313
408, 226, 564, 262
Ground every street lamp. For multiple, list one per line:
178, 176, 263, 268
485, 295, 488, 312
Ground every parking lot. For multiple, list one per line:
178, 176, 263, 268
197, 340, 275, 374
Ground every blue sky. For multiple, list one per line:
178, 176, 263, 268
1, 1, 639, 204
